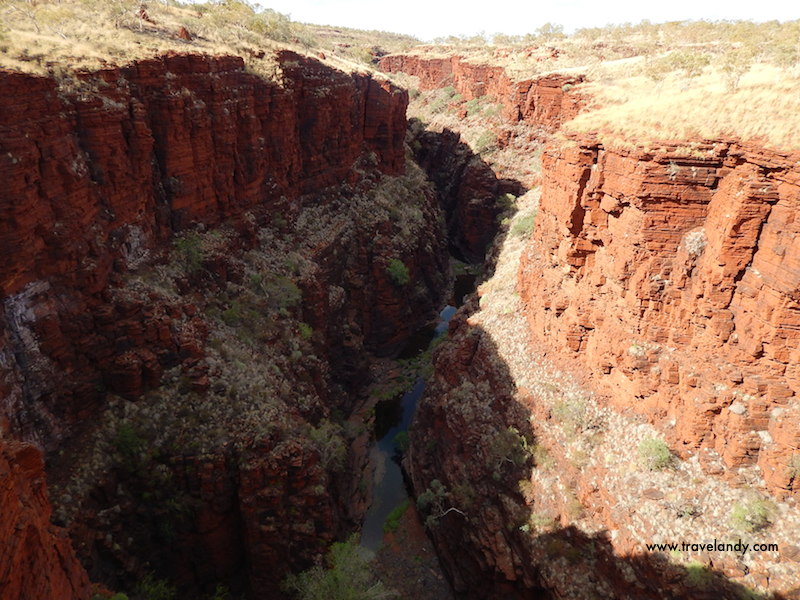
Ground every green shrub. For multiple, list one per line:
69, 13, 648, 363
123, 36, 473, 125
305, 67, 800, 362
551, 398, 588, 433
308, 420, 346, 471
392, 431, 410, 453
383, 500, 409, 534
112, 423, 146, 471
174, 232, 203, 273
473, 130, 496, 154
209, 584, 232, 600
685, 561, 714, 588
221, 301, 244, 326
730, 497, 776, 532
637, 438, 672, 471
298, 322, 313, 340
387, 258, 410, 286
136, 573, 176, 600
264, 275, 302, 310
511, 214, 536, 237
283, 537, 396, 600
416, 479, 447, 513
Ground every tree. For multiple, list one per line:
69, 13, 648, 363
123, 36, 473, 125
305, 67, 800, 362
283, 538, 397, 600
535, 22, 564, 42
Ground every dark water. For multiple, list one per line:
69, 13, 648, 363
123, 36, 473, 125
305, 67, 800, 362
360, 268, 476, 552
359, 304, 457, 552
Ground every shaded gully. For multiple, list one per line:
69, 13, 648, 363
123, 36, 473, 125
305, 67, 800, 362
360, 273, 475, 552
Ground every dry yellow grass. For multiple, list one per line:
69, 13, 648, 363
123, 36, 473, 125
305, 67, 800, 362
399, 21, 800, 152
565, 62, 800, 151
0, 0, 417, 79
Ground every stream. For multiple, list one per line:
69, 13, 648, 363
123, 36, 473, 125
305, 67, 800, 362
360, 273, 474, 552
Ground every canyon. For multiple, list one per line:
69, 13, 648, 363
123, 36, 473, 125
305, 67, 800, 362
1, 34, 799, 600
385, 52, 800, 599
0, 49, 456, 598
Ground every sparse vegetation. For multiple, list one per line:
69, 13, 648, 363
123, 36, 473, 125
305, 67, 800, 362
136, 573, 176, 600
685, 561, 715, 589
174, 232, 203, 273
730, 497, 777, 532
387, 258, 411, 286
510, 213, 536, 238
308, 420, 347, 471
383, 500, 410, 534
787, 454, 800, 481
637, 438, 672, 471
283, 537, 397, 600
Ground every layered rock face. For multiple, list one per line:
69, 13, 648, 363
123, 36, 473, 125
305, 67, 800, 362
0, 51, 449, 597
379, 54, 583, 131
518, 137, 800, 497
0, 439, 91, 600
408, 299, 542, 599
0, 50, 408, 448
408, 122, 525, 262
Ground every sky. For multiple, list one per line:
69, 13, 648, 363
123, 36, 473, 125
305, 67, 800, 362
259, 0, 799, 41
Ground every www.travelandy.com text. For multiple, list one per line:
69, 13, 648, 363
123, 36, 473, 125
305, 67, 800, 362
646, 539, 778, 555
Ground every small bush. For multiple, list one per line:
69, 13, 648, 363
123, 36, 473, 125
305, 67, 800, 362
387, 258, 410, 286
511, 214, 536, 237
730, 497, 776, 532
136, 573, 176, 600
473, 130, 496, 154
174, 232, 203, 273
283, 537, 396, 600
308, 420, 346, 471
786, 454, 800, 480
685, 561, 714, 589
265, 275, 302, 310
383, 500, 409, 534
298, 322, 313, 340
392, 431, 410, 453
637, 438, 672, 471
551, 399, 588, 433
683, 228, 707, 257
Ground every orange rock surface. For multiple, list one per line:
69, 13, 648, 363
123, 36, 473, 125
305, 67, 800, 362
0, 439, 90, 600
0, 50, 409, 446
379, 54, 583, 130
518, 136, 800, 497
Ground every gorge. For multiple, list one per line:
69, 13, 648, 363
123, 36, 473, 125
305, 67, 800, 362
2, 13, 800, 600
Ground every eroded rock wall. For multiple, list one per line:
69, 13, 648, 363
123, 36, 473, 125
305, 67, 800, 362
0, 439, 91, 600
379, 54, 583, 131
518, 137, 800, 497
0, 51, 450, 598
408, 123, 525, 262
0, 50, 408, 448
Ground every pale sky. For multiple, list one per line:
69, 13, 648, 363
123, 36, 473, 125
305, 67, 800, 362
259, 0, 799, 41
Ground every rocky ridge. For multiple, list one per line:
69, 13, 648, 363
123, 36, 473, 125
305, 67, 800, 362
0, 50, 449, 598
386, 52, 800, 598
0, 439, 91, 600
379, 53, 584, 131
518, 136, 800, 498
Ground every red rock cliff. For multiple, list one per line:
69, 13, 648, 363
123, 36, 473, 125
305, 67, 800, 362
518, 137, 800, 497
0, 50, 448, 598
0, 439, 91, 600
379, 53, 583, 131
0, 50, 409, 447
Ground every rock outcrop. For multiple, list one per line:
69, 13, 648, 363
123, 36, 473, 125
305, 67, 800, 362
0, 439, 91, 600
379, 54, 583, 131
518, 136, 800, 498
411, 186, 800, 598
0, 50, 409, 448
408, 122, 525, 262
0, 50, 449, 598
